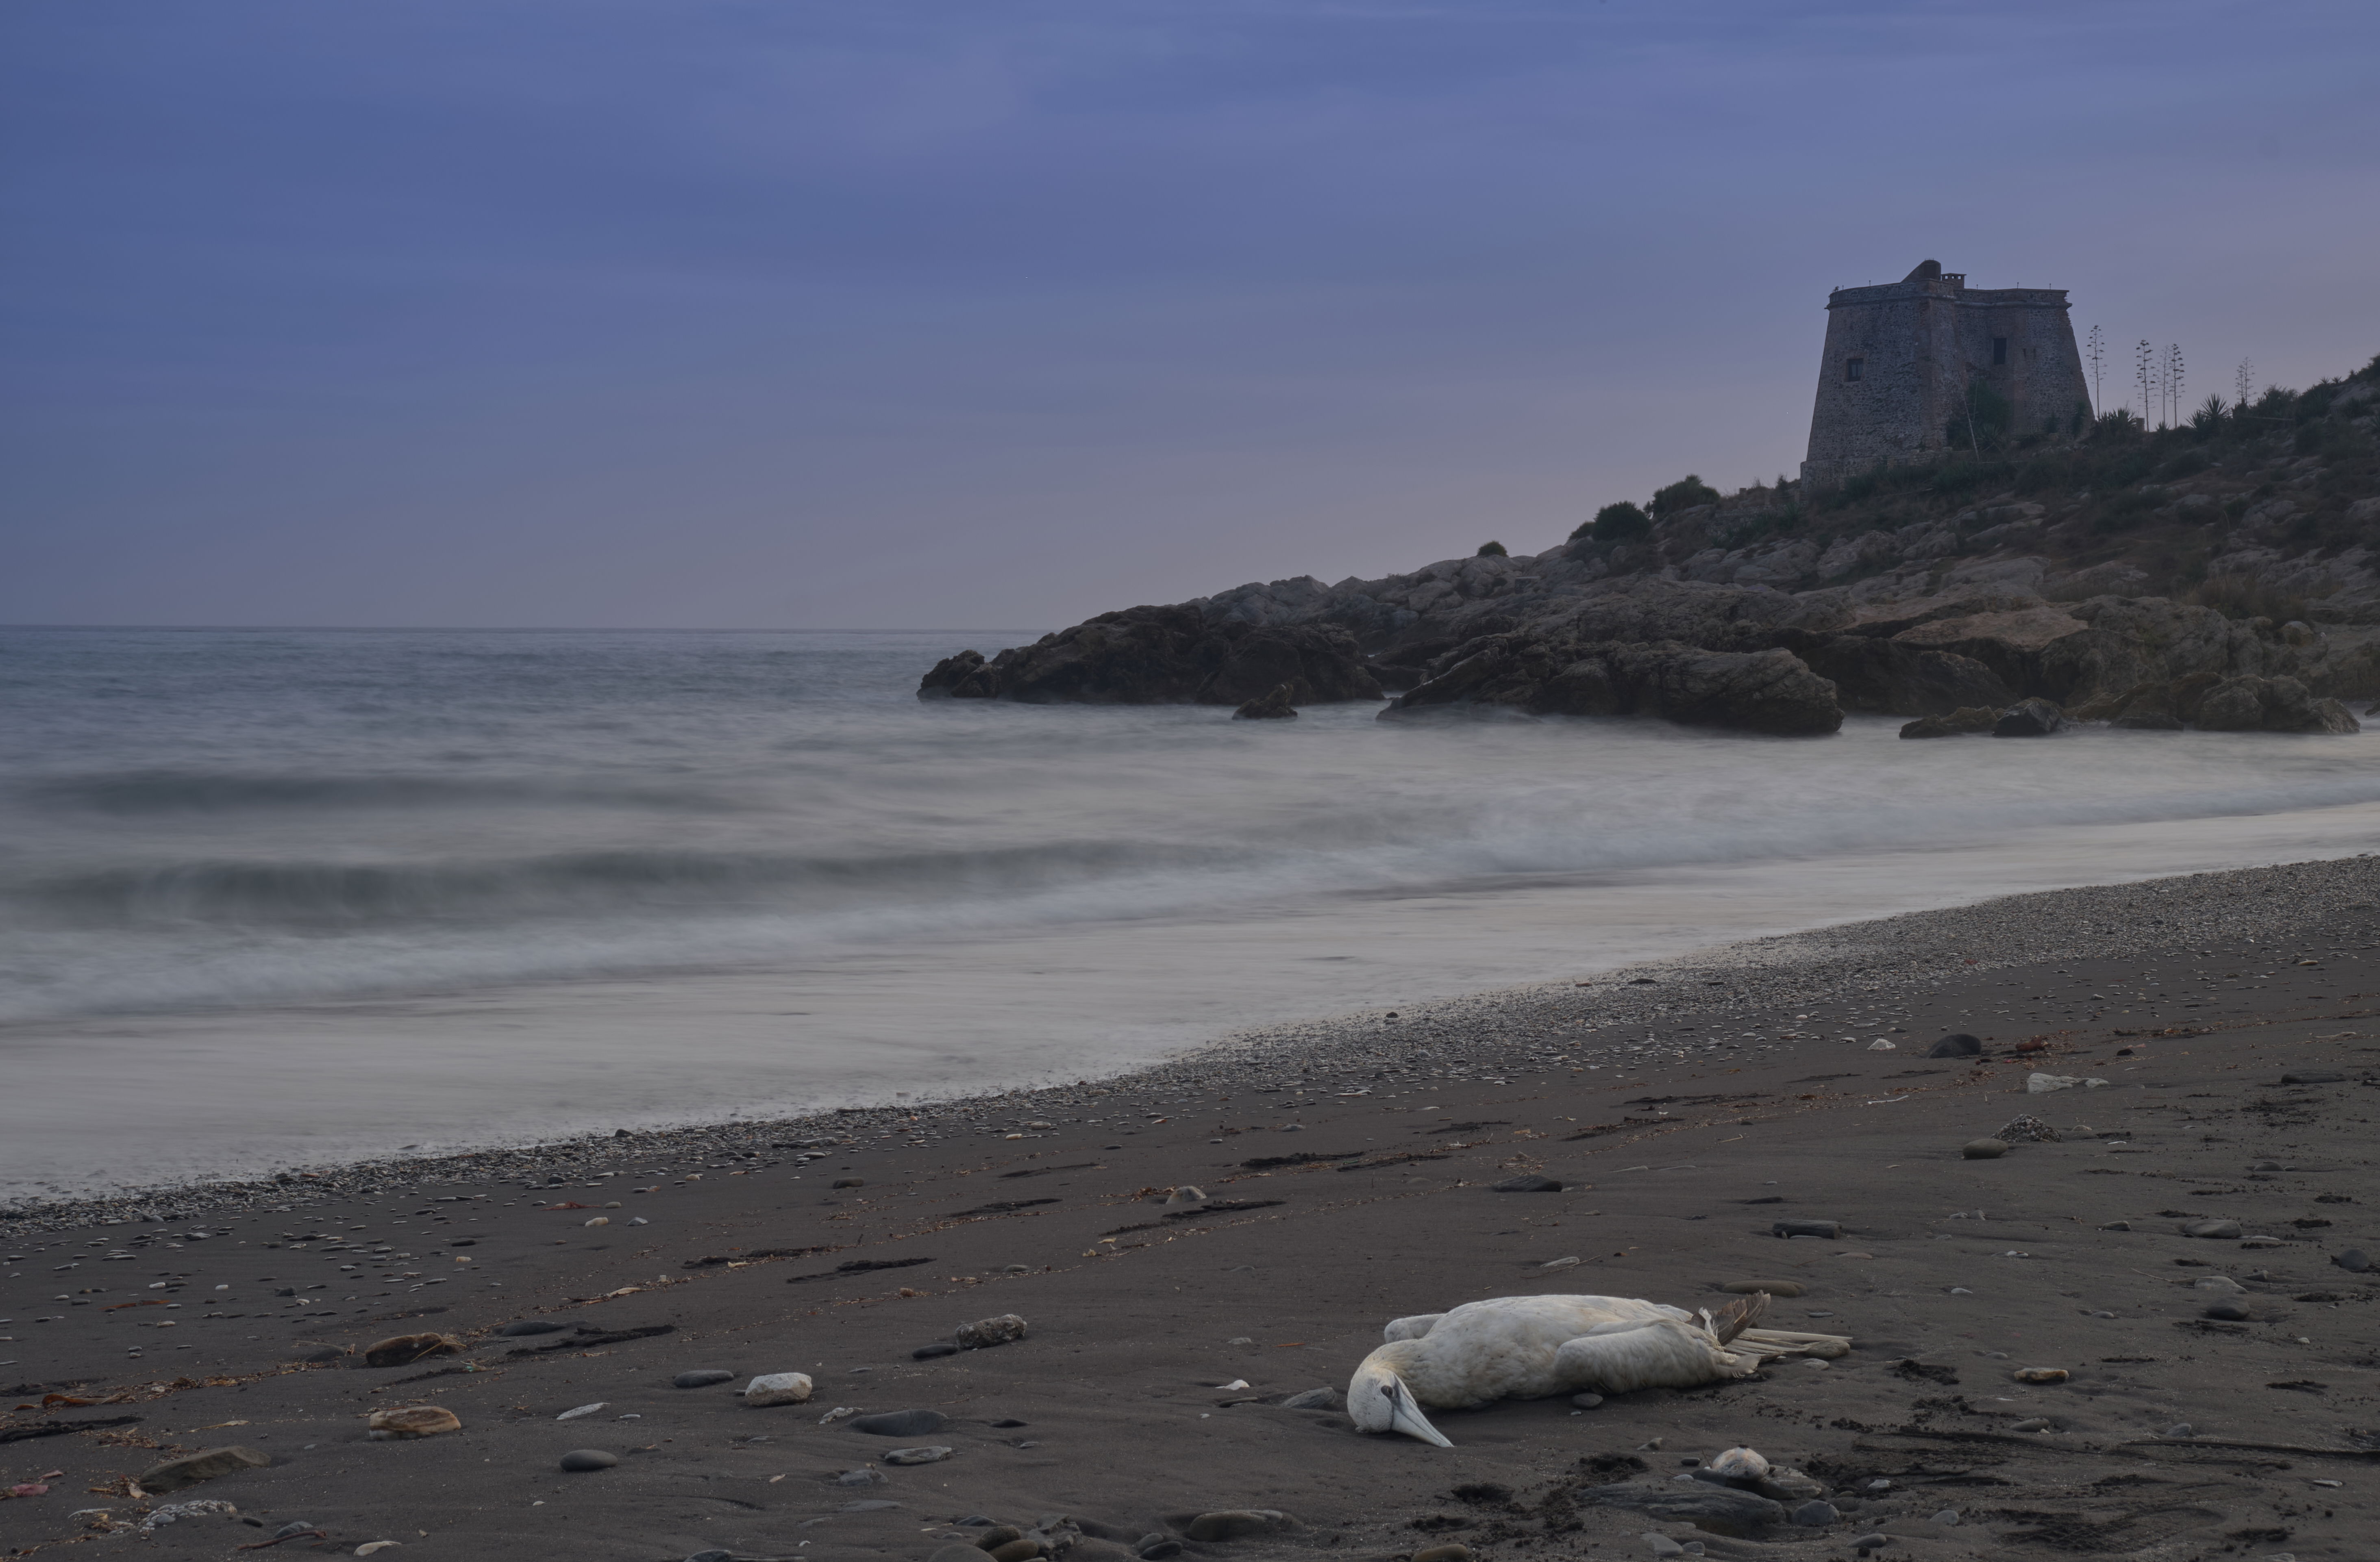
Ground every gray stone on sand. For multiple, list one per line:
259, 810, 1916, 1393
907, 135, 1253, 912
883, 1445, 952, 1465
955, 1313, 1029, 1349
1993, 1114, 2060, 1143
2162, 1423, 2194, 1438
1134, 1541, 1181, 1561
2203, 1301, 2252, 1321
1645, 1539, 1685, 1558
852, 1408, 948, 1437
1492, 1174, 1563, 1192
1927, 1033, 1983, 1058
835, 1466, 890, 1486
1183, 1511, 1294, 1542
1961, 1139, 2008, 1159
1851, 1536, 1888, 1555
2334, 1248, 2371, 1273
672, 1369, 735, 1388
1771, 1219, 1840, 1239
559, 1449, 619, 1472
1927, 1509, 1960, 1526
1279, 1387, 1343, 1411
2179, 1219, 2242, 1239
914, 1343, 961, 1359
833, 1177, 865, 1188
136, 1447, 270, 1494
1790, 1501, 1838, 1527
1584, 1485, 1786, 1531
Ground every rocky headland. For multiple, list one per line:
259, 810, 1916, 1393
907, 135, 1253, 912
922, 354, 2380, 736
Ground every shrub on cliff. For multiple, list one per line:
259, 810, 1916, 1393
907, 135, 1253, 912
1650, 475, 1721, 517
1475, 540, 1508, 557
1573, 502, 1651, 543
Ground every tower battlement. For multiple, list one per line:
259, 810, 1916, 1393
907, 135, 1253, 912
1801, 259, 2090, 483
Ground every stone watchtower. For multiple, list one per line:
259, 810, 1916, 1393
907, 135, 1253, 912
1801, 260, 2090, 483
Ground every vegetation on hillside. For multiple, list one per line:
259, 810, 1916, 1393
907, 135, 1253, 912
1560, 351, 2380, 619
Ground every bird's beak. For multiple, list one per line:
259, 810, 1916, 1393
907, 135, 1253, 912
1381, 1380, 1454, 1448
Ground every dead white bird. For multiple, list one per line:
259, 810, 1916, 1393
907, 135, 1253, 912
1706, 1446, 1769, 1480
1347, 1293, 1851, 1447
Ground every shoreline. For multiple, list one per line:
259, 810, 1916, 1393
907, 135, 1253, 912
10, 850, 2375, 1234
3, 852, 2376, 1560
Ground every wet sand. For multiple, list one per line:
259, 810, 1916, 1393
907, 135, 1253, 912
4, 856, 2378, 1562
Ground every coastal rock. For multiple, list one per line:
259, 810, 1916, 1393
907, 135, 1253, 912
1898, 706, 1997, 739
1182, 1511, 1297, 1542
2189, 674, 2357, 734
1993, 697, 2065, 737
852, 1409, 949, 1437
365, 1406, 460, 1439
1777, 632, 2012, 717
919, 607, 1381, 706
743, 1373, 815, 1406
361, 1332, 460, 1369
135, 1447, 270, 1494
1385, 632, 1841, 736
1231, 684, 1298, 720
955, 1314, 1029, 1349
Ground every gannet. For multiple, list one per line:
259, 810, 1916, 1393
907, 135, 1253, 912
1347, 1292, 1849, 1447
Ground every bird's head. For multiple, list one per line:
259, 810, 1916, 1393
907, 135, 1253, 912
1347, 1345, 1453, 1447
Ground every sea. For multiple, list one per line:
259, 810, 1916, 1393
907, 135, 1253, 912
6, 625, 2380, 1205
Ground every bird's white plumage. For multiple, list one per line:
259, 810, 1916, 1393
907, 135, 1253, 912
1347, 1292, 1850, 1446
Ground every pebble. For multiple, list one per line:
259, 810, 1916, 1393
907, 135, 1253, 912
360, 1332, 460, 1369
1771, 1220, 1841, 1240
883, 1446, 952, 1465
495, 1320, 565, 1336
852, 1408, 949, 1437
2010, 1418, 2052, 1432
1928, 1509, 1960, 1526
672, 1370, 735, 1389
1961, 1140, 2008, 1160
1720, 1280, 1803, 1297
987, 1542, 1041, 1562
1492, 1174, 1563, 1192
355, 1544, 401, 1557
744, 1373, 815, 1407
1790, 1501, 1838, 1526
2195, 1274, 2247, 1293
1134, 1541, 1181, 1560
2203, 1301, 2252, 1321
1865, 1040, 1895, 1051
556, 1403, 607, 1420
2333, 1249, 2371, 1273
914, 1343, 962, 1359
833, 1178, 866, 1189
1411, 1547, 1471, 1562
2163, 1423, 2194, 1437
2012, 1367, 2069, 1384
1164, 1186, 1209, 1207
1851, 1536, 1889, 1555
1645, 1539, 1684, 1558
834, 1467, 889, 1486
1183, 1512, 1290, 1542
2100, 1221, 2131, 1231
1539, 1256, 1582, 1270
2180, 1219, 2243, 1239
365, 1406, 460, 1439
955, 1314, 1028, 1349
975, 1527, 1024, 1551
134, 1447, 271, 1494
1927, 1033, 1983, 1058
558, 1449, 618, 1472
1571, 1392, 1605, 1409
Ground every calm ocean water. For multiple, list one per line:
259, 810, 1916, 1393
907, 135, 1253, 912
7, 625, 2380, 1201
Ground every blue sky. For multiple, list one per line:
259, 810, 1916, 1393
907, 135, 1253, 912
6, 0, 2377, 629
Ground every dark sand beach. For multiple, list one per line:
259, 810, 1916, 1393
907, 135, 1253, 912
6, 856, 2378, 1562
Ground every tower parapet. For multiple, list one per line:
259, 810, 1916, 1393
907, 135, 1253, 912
1801, 259, 2090, 483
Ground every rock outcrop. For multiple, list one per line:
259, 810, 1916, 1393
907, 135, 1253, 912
1381, 632, 1842, 736
919, 606, 1381, 706
1231, 684, 1298, 720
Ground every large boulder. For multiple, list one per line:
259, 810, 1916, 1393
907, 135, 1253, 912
2190, 675, 2358, 733
1383, 633, 1841, 735
1777, 631, 2014, 716
918, 606, 1382, 706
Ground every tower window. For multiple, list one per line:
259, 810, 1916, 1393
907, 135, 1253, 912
1992, 336, 2008, 365
1845, 356, 1864, 382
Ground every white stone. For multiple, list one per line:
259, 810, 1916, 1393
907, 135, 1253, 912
743, 1372, 814, 1406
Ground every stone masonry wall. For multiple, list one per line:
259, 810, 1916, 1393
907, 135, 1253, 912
1802, 261, 2086, 482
